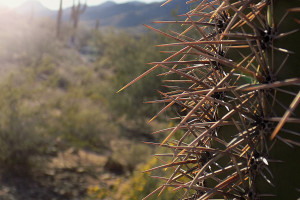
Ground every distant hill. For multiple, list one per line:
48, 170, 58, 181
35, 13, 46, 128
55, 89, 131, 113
14, 0, 53, 16
79, 0, 190, 27
14, 0, 191, 28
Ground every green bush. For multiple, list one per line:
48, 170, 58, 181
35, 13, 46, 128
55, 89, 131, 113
115, 156, 179, 200
0, 75, 51, 175
93, 31, 168, 122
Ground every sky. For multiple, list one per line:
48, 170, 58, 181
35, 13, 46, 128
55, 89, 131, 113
0, 0, 163, 10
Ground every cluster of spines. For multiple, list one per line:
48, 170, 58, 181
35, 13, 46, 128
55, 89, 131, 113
120, 0, 300, 199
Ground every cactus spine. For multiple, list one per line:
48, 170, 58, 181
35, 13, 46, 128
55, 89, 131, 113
122, 0, 300, 199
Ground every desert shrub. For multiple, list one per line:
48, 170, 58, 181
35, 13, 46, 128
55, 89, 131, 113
115, 156, 179, 200
109, 140, 153, 173
0, 56, 119, 175
0, 75, 51, 175
53, 94, 117, 152
93, 31, 168, 122
86, 156, 179, 200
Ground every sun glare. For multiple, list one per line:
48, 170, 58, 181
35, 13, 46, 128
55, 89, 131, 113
0, 0, 61, 10
0, 0, 28, 8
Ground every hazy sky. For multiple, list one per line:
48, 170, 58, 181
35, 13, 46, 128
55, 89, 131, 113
0, 0, 163, 10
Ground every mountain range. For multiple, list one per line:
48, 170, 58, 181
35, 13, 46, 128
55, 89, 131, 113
13, 0, 191, 28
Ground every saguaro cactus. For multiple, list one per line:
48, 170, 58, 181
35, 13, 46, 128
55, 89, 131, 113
95, 19, 100, 31
121, 0, 300, 199
56, 0, 63, 39
70, 0, 87, 44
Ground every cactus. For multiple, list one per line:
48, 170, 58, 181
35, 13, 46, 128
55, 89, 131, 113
121, 0, 300, 199
70, 0, 87, 44
95, 19, 100, 31
56, 0, 63, 39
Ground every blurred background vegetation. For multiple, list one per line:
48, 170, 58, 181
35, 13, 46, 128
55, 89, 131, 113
0, 1, 182, 199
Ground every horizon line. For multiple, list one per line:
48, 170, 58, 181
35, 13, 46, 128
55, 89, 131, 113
0, 0, 164, 11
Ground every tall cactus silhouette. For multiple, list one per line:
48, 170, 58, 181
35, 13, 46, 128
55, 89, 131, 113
120, 0, 300, 199
70, 0, 87, 44
56, 0, 63, 39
